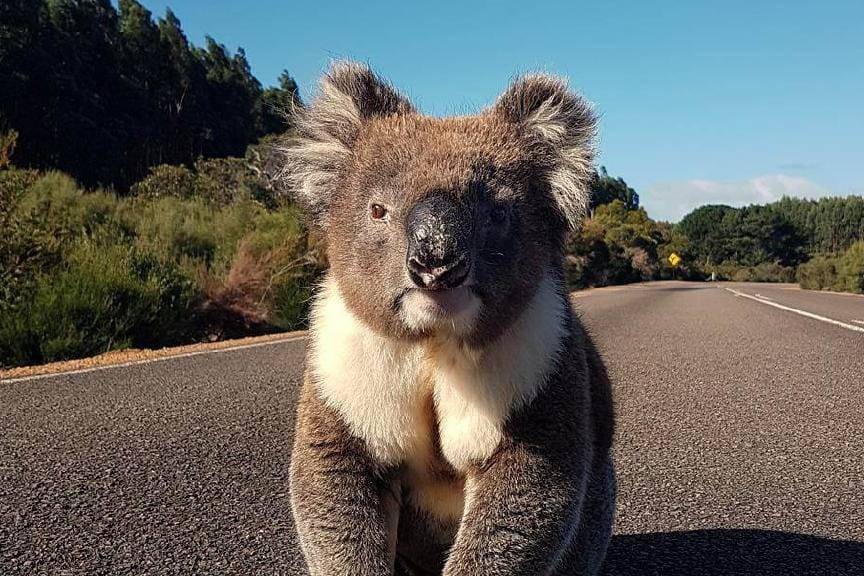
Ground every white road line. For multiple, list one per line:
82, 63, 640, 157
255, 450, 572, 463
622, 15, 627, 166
853, 320, 864, 326
754, 293, 773, 301
0, 334, 308, 384
724, 288, 864, 335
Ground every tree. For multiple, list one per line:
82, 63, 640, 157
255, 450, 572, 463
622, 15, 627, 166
0, 1, 298, 190
676, 205, 737, 265
589, 166, 639, 211
678, 201, 811, 269
261, 71, 302, 135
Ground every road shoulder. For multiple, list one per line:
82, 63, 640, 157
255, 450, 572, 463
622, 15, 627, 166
0, 331, 307, 383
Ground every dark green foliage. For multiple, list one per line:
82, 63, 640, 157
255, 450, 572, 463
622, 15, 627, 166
261, 71, 302, 135
0, 163, 323, 369
0, 242, 196, 366
589, 166, 639, 210
677, 196, 864, 290
771, 196, 864, 254
0, 0, 300, 190
796, 242, 864, 293
677, 204, 807, 268
567, 199, 662, 288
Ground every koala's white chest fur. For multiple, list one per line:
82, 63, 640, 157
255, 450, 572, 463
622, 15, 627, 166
308, 275, 567, 519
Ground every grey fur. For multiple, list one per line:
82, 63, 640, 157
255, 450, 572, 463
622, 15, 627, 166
286, 61, 615, 575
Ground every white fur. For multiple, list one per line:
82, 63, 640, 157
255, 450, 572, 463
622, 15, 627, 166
309, 273, 568, 516
309, 278, 428, 465
429, 275, 568, 470
399, 288, 482, 336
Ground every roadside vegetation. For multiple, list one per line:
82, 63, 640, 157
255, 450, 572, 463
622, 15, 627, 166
1, 1, 862, 369
0, 156, 324, 368
673, 198, 864, 289
3, 149, 862, 371
567, 173, 864, 293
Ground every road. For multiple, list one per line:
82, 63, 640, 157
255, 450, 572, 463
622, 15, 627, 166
1, 282, 862, 575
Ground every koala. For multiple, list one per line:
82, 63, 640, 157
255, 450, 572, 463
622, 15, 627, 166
282, 61, 615, 576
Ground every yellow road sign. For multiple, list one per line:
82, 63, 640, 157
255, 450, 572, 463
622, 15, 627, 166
668, 253, 681, 267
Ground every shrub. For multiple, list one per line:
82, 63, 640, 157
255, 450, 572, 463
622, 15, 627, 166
751, 262, 796, 283
0, 129, 18, 168
704, 260, 794, 283
0, 242, 196, 367
13, 171, 126, 243
0, 167, 39, 210
196, 240, 272, 338
124, 195, 267, 272
625, 246, 658, 279
564, 254, 589, 289
130, 156, 276, 208
129, 164, 197, 199
797, 256, 839, 291
193, 157, 253, 205
1, 168, 43, 309
0, 166, 321, 368
709, 260, 741, 281
271, 277, 316, 330
198, 207, 323, 335
733, 267, 755, 282
2, 170, 125, 310
835, 241, 864, 293
210, 199, 267, 270
123, 196, 221, 266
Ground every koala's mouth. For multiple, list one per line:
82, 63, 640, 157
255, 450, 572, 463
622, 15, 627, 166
397, 285, 483, 334
414, 285, 477, 316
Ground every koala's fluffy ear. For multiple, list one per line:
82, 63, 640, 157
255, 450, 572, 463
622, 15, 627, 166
278, 61, 414, 226
492, 75, 597, 230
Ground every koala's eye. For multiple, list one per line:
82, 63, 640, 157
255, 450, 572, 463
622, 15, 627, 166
370, 203, 388, 220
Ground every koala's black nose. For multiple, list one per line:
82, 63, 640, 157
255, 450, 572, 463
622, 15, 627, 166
406, 194, 472, 290
407, 253, 470, 290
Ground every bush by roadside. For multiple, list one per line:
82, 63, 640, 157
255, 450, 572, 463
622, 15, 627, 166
0, 242, 196, 366
797, 242, 864, 293
0, 165, 323, 369
4, 159, 861, 369
701, 260, 797, 283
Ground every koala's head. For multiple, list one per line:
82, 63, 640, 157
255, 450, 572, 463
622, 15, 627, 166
282, 61, 595, 346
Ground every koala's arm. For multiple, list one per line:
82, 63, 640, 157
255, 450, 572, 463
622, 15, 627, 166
443, 376, 595, 575
290, 377, 398, 576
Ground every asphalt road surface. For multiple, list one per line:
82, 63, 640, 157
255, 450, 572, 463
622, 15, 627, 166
2, 281, 862, 575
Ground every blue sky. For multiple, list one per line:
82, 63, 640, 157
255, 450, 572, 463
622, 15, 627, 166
137, 0, 863, 221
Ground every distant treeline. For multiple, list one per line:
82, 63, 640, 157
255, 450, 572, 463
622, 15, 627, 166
678, 197, 864, 268
0, 0, 299, 189
671, 197, 864, 291
568, 177, 864, 292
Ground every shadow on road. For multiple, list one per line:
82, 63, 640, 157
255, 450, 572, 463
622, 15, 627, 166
603, 529, 864, 576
